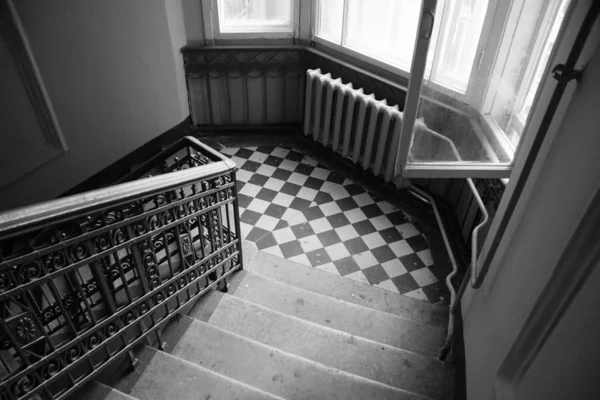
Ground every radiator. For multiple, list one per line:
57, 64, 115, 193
303, 68, 403, 182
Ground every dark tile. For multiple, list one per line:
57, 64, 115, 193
305, 248, 332, 267
421, 282, 448, 304
304, 206, 325, 221
289, 198, 311, 211
256, 188, 278, 202
264, 155, 284, 167
256, 146, 275, 154
295, 163, 315, 176
362, 265, 389, 285
304, 177, 325, 190
399, 253, 426, 272
264, 204, 287, 219
391, 273, 420, 294
237, 193, 253, 209
272, 168, 293, 181
280, 182, 301, 196
246, 227, 268, 242
248, 173, 269, 187
371, 245, 397, 263
280, 240, 304, 258
234, 148, 254, 159
379, 227, 403, 244
314, 191, 334, 205
236, 181, 245, 192
326, 171, 346, 184
406, 235, 429, 252
387, 211, 407, 225
327, 213, 351, 229
274, 220, 289, 230
336, 197, 359, 212
333, 257, 361, 276
361, 204, 384, 219
317, 230, 342, 247
255, 233, 277, 250
240, 209, 262, 225
343, 237, 368, 255
290, 222, 315, 239
286, 150, 304, 162
241, 160, 261, 172
353, 220, 377, 236
345, 183, 365, 196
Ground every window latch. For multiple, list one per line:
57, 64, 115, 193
551, 64, 583, 84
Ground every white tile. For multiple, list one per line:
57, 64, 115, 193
375, 280, 400, 294
256, 164, 276, 177
264, 178, 285, 191
236, 169, 253, 182
362, 232, 386, 249
403, 288, 428, 301
344, 270, 370, 284
272, 192, 295, 207
309, 217, 333, 233
297, 187, 318, 201
263, 246, 284, 258
300, 235, 322, 252
286, 211, 307, 225
279, 160, 299, 171
389, 240, 414, 257
325, 243, 351, 261
240, 222, 253, 239
380, 259, 408, 278
335, 225, 359, 241
345, 208, 368, 223
320, 181, 343, 193
255, 215, 279, 231
288, 253, 311, 266
320, 202, 342, 216
397, 223, 419, 238
417, 249, 434, 267
302, 157, 319, 166
247, 198, 270, 214
311, 167, 330, 180
230, 156, 247, 168
220, 147, 239, 155
271, 148, 290, 158
316, 262, 341, 276
273, 227, 296, 244
249, 152, 269, 163
377, 201, 398, 214
354, 252, 379, 269
342, 179, 353, 185
282, 208, 302, 223
246, 146, 258, 151
353, 192, 375, 206
239, 183, 261, 197
410, 268, 438, 287
288, 172, 308, 186
330, 187, 350, 200
370, 215, 393, 231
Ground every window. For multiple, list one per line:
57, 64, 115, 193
215, 0, 294, 34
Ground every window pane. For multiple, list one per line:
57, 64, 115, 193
317, 0, 344, 44
217, 0, 292, 32
345, 0, 422, 72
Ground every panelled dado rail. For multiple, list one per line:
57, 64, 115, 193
0, 137, 243, 400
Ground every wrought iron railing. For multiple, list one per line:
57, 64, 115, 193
0, 137, 243, 400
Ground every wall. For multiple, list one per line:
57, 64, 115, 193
0, 0, 188, 211
461, 42, 600, 400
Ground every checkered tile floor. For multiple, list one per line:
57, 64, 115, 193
221, 146, 445, 303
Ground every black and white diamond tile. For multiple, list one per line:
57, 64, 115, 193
221, 145, 445, 303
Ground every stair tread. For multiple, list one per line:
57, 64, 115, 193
245, 248, 448, 327
82, 382, 139, 400
172, 317, 428, 400
203, 292, 453, 399
122, 347, 283, 400
230, 272, 445, 357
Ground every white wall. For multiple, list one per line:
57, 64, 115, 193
0, 0, 189, 211
461, 42, 600, 399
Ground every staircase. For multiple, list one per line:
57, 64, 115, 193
82, 241, 453, 400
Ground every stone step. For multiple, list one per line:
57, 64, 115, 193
172, 316, 428, 400
230, 272, 445, 358
202, 292, 453, 399
82, 382, 139, 400
114, 347, 283, 400
244, 248, 448, 327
